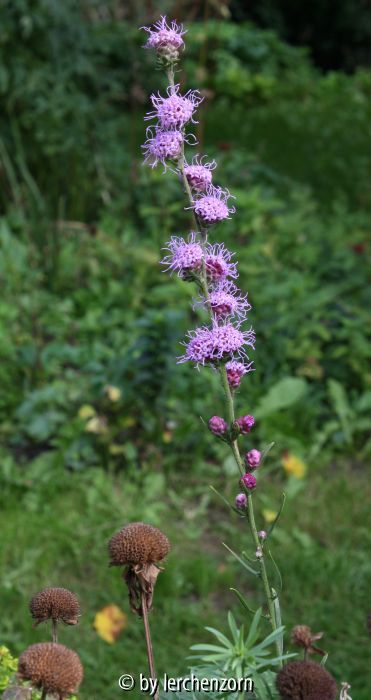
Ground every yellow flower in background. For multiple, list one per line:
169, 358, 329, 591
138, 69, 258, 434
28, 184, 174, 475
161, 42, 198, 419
105, 385, 122, 402
262, 509, 278, 524
78, 404, 96, 420
162, 430, 173, 444
85, 416, 108, 434
282, 452, 307, 479
93, 604, 127, 644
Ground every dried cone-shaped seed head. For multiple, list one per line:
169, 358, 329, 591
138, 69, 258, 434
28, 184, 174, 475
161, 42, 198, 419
277, 661, 337, 700
18, 642, 83, 699
291, 625, 314, 649
108, 522, 170, 567
30, 587, 80, 626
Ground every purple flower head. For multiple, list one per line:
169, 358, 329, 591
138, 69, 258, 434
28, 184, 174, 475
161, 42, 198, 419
184, 154, 216, 192
236, 414, 255, 434
142, 127, 183, 168
205, 243, 238, 283
161, 232, 203, 276
146, 85, 203, 129
193, 185, 236, 224
142, 16, 186, 51
258, 530, 267, 541
235, 493, 247, 509
178, 322, 255, 367
245, 449, 261, 469
208, 416, 228, 436
241, 472, 257, 490
199, 281, 251, 321
226, 360, 254, 388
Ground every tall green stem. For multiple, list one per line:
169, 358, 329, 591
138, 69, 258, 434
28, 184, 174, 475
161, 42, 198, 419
166, 65, 282, 662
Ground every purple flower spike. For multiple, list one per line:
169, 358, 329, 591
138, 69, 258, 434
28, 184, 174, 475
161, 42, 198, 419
235, 493, 247, 509
226, 360, 254, 388
236, 414, 255, 434
200, 281, 251, 321
184, 155, 216, 192
245, 449, 261, 469
241, 472, 257, 490
208, 416, 228, 436
142, 16, 186, 51
161, 233, 203, 276
146, 85, 203, 130
205, 243, 238, 283
178, 322, 254, 367
142, 127, 183, 168
193, 185, 236, 224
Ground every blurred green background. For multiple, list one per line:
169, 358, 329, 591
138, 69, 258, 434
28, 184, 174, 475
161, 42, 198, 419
0, 1, 370, 698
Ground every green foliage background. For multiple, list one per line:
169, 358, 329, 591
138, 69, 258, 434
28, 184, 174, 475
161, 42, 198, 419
0, 1, 370, 698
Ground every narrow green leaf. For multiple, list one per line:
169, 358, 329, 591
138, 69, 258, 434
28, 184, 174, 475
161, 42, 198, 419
245, 607, 263, 647
230, 587, 258, 616
260, 441, 275, 463
271, 587, 283, 656
267, 492, 286, 537
209, 485, 234, 510
223, 542, 259, 576
268, 549, 283, 592
203, 626, 233, 649
228, 611, 240, 645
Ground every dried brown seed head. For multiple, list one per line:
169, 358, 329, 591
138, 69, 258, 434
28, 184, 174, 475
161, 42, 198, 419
29, 588, 80, 626
291, 624, 324, 655
277, 661, 337, 700
108, 522, 170, 567
291, 625, 314, 648
18, 643, 83, 699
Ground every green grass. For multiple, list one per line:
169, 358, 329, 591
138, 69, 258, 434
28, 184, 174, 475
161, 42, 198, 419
1, 458, 370, 697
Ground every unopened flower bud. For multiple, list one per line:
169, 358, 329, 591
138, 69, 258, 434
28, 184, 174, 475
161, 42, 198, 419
208, 416, 228, 436
235, 415, 255, 434
255, 546, 263, 559
235, 493, 247, 509
245, 449, 261, 469
258, 530, 267, 540
241, 473, 257, 490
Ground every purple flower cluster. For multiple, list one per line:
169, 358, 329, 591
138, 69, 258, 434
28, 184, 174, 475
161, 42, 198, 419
142, 18, 255, 405
178, 323, 255, 367
146, 85, 203, 130
193, 186, 236, 224
142, 17, 186, 52
184, 155, 216, 192
161, 233, 203, 276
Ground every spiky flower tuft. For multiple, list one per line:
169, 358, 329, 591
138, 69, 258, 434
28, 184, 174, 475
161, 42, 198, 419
226, 359, 254, 388
30, 587, 80, 627
142, 16, 186, 52
146, 85, 202, 129
196, 281, 251, 321
193, 186, 236, 224
161, 232, 203, 277
18, 643, 83, 699
184, 154, 216, 192
178, 322, 255, 367
142, 127, 184, 168
204, 243, 238, 283
276, 661, 337, 700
